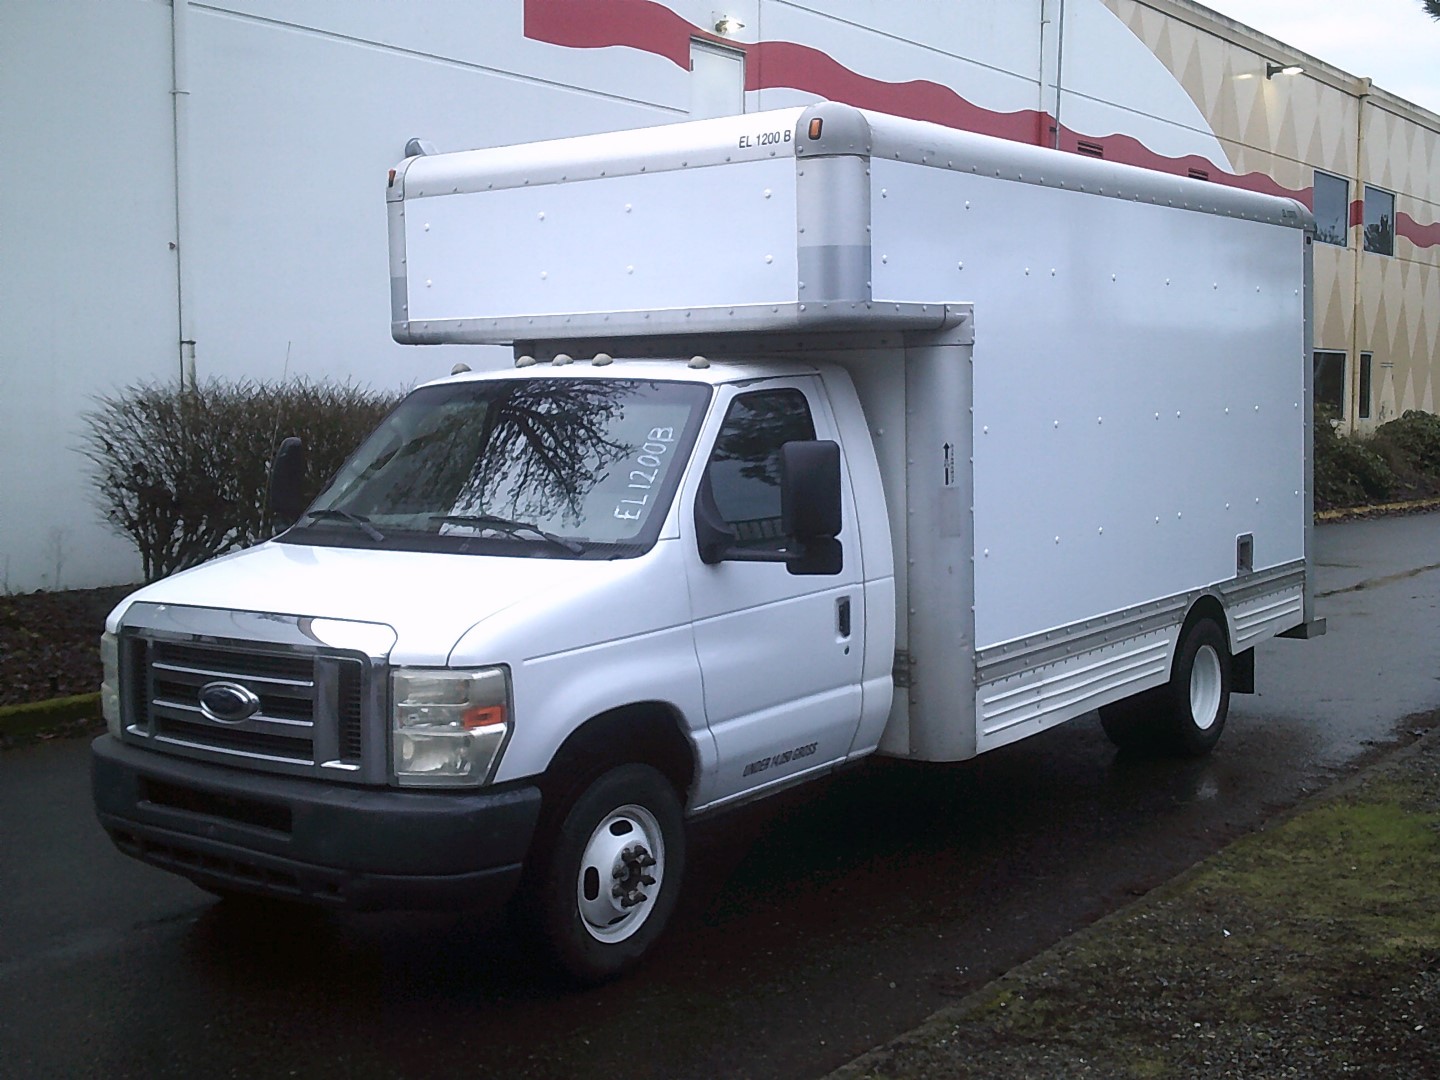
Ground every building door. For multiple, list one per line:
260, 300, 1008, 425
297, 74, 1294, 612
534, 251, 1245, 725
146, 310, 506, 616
691, 39, 745, 119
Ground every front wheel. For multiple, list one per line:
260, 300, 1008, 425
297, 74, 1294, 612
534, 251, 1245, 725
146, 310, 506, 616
529, 763, 685, 984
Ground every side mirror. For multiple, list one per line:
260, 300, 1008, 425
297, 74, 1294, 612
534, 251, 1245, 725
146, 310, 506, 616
268, 437, 308, 530
781, 440, 842, 576
692, 440, 843, 575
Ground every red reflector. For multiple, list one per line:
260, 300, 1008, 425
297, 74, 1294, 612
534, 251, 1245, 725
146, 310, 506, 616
808, 118, 824, 140
462, 705, 506, 730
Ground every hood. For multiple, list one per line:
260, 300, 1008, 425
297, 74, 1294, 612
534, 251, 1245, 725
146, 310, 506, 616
111, 541, 612, 665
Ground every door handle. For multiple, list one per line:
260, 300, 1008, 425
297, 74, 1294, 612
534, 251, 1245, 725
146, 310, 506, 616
837, 596, 852, 639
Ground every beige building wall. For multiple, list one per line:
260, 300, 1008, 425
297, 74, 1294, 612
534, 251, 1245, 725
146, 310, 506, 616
1101, 0, 1440, 433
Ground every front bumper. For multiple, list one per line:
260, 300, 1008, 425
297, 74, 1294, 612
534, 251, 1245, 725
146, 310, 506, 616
91, 735, 542, 912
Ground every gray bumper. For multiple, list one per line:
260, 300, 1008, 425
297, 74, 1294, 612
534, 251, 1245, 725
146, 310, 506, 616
91, 735, 541, 912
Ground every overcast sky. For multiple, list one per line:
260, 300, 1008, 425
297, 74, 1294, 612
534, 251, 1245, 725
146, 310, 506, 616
1198, 0, 1440, 114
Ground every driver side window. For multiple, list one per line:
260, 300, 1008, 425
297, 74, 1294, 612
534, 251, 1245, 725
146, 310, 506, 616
706, 389, 816, 552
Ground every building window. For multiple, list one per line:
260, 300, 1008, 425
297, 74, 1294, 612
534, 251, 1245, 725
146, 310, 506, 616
1358, 352, 1373, 420
1314, 351, 1346, 417
1364, 186, 1395, 255
1312, 171, 1349, 246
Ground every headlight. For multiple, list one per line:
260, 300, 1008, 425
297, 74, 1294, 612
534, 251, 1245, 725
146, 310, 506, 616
391, 667, 511, 787
101, 632, 121, 737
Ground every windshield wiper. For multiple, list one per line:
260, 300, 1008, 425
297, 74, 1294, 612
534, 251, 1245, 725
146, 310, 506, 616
431, 514, 585, 555
301, 508, 385, 542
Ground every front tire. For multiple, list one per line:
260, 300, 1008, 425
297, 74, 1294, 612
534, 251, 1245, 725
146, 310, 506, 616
530, 763, 685, 984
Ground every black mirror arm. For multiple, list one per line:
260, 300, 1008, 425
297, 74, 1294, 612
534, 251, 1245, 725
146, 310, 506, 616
268, 436, 308, 532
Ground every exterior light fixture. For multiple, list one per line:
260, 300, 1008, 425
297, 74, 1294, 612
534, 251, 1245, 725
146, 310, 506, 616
1266, 62, 1304, 79
714, 15, 744, 35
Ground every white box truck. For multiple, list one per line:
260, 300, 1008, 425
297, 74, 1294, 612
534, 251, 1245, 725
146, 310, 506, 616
93, 104, 1324, 981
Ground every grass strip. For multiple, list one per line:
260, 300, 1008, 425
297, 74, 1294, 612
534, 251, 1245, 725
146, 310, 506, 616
0, 693, 101, 740
833, 734, 1440, 1078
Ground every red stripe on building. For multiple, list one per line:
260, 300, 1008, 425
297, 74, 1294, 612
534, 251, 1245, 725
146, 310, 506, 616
1399, 212, 1440, 249
746, 40, 1039, 143
523, 0, 697, 68
522, 0, 1437, 247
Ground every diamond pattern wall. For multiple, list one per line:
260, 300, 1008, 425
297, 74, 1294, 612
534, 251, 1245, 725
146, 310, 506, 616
1102, 0, 1440, 430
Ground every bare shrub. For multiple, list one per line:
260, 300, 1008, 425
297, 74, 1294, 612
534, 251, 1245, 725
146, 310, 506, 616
81, 378, 402, 581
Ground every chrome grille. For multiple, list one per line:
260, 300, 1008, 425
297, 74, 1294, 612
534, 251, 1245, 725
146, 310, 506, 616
123, 634, 372, 780
338, 664, 364, 764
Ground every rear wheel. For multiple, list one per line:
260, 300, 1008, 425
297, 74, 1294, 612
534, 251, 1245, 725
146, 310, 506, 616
1162, 619, 1230, 756
528, 763, 685, 984
1099, 618, 1231, 757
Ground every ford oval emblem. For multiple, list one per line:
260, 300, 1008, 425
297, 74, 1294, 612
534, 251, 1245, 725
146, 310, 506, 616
198, 681, 261, 724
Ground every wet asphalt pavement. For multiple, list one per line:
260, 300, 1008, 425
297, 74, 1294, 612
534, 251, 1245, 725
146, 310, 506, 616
1, 514, 1437, 1079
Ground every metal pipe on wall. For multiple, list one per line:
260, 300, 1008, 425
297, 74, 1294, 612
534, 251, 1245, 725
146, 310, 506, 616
1037, 0, 1067, 150
1348, 76, 1371, 434
1053, 0, 1067, 150
171, 0, 198, 389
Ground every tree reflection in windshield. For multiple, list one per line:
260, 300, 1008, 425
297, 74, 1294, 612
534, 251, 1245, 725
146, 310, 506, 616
300, 377, 709, 557
459, 382, 628, 527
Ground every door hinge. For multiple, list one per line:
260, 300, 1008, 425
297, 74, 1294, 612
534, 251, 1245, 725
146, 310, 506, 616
892, 649, 914, 688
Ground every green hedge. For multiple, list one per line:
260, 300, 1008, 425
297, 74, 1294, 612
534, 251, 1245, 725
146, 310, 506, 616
1316, 408, 1440, 511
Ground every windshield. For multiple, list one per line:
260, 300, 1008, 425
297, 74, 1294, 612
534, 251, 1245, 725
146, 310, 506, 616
281, 377, 711, 558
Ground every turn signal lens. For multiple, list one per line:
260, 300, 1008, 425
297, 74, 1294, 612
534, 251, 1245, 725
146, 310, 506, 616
463, 704, 506, 730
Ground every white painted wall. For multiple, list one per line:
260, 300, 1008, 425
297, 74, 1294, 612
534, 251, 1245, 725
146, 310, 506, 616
0, 0, 1239, 592
1, 0, 179, 590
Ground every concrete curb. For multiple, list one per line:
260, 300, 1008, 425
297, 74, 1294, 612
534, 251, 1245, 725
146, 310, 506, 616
1316, 496, 1440, 522
0, 693, 101, 740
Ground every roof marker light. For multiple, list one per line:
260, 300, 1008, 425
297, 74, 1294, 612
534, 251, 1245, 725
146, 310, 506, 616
688, 355, 710, 369
808, 118, 824, 140
515, 355, 537, 367
592, 353, 614, 367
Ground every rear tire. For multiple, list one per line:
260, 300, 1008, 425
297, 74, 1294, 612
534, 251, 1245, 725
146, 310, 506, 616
1161, 619, 1230, 757
528, 763, 685, 985
1099, 618, 1231, 757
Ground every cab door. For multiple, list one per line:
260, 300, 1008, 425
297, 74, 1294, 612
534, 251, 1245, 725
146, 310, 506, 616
683, 377, 865, 805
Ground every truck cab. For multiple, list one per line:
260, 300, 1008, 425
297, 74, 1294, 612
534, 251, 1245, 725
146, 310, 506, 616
95, 352, 896, 980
